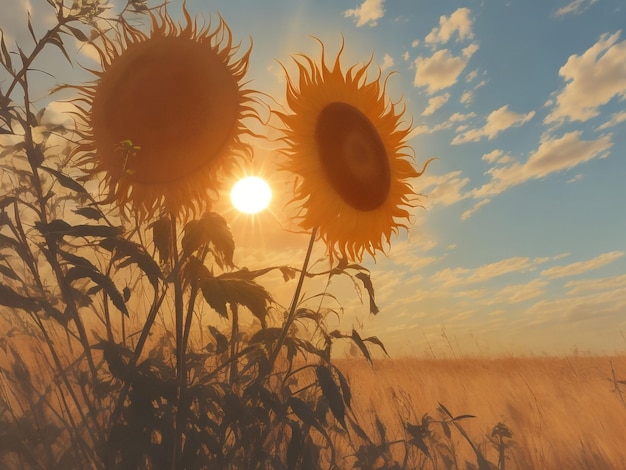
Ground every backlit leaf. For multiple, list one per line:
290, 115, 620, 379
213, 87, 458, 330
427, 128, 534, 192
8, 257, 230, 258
355, 271, 379, 314
316, 365, 346, 429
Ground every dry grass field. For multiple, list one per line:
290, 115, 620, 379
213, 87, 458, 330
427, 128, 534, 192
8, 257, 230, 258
336, 354, 626, 469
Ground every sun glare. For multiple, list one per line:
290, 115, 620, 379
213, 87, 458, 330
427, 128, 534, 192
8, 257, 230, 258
230, 176, 272, 214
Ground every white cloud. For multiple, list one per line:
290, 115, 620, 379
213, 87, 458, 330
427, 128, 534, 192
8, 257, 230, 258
461, 199, 491, 220
460, 90, 474, 105
425, 8, 474, 45
466, 69, 479, 82
449, 111, 476, 122
567, 173, 583, 183
418, 171, 471, 208
566, 273, 626, 295
452, 105, 535, 144
380, 53, 394, 71
486, 279, 549, 304
472, 131, 612, 199
413, 46, 477, 93
432, 257, 536, 288
554, 0, 599, 17
422, 93, 450, 116
596, 111, 626, 130
545, 31, 626, 124
540, 251, 624, 279
481, 149, 503, 163
344, 0, 385, 27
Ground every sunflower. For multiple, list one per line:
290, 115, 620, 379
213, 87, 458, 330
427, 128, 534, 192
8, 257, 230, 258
276, 41, 432, 262
72, 6, 259, 221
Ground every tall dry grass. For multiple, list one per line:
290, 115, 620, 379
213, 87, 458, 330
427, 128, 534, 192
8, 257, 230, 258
337, 354, 626, 469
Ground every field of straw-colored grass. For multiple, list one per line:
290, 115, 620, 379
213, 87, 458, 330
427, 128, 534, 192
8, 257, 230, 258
337, 354, 626, 469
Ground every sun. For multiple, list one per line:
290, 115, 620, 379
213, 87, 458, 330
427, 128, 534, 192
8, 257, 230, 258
230, 176, 272, 214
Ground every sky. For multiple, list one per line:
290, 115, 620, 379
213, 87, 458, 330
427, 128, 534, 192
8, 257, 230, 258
2, 0, 626, 357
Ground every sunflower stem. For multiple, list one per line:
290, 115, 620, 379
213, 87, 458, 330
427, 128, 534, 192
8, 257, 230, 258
170, 214, 186, 470
268, 227, 318, 366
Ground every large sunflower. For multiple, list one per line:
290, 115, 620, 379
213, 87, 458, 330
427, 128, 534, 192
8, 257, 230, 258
277, 42, 431, 262
72, 6, 258, 221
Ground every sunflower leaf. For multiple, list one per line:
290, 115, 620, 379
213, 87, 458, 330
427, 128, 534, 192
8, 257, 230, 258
207, 325, 228, 354
363, 335, 389, 357
0, 283, 40, 311
355, 272, 379, 314
316, 365, 346, 429
73, 206, 103, 221
41, 166, 88, 194
350, 329, 372, 365
150, 215, 171, 263
65, 266, 128, 316
200, 276, 272, 327
182, 212, 234, 268
100, 238, 162, 290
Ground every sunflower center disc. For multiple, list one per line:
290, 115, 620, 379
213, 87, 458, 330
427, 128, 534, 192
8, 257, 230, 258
93, 37, 240, 184
315, 102, 391, 211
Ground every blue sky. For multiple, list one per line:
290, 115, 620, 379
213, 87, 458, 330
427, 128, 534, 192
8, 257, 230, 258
3, 0, 626, 356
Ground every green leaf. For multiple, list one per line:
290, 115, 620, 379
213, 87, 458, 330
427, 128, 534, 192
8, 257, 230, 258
27, 12, 37, 42
208, 325, 228, 354
334, 366, 352, 409
100, 238, 162, 289
200, 277, 229, 319
0, 32, 12, 70
405, 422, 431, 458
41, 166, 88, 194
452, 414, 477, 422
47, 31, 71, 64
0, 283, 40, 311
355, 272, 379, 314
65, 266, 128, 316
200, 276, 272, 327
150, 215, 171, 263
375, 415, 386, 442
287, 397, 330, 443
351, 329, 372, 364
279, 266, 296, 282
0, 264, 20, 281
286, 420, 302, 470
248, 327, 281, 347
363, 335, 389, 357
182, 212, 234, 269
316, 365, 346, 429
73, 206, 104, 221
63, 24, 88, 42
37, 220, 122, 240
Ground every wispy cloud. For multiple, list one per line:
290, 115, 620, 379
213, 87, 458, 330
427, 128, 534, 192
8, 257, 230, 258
432, 256, 538, 288
472, 130, 612, 199
344, 0, 385, 27
540, 251, 624, 279
422, 93, 450, 116
554, 0, 599, 17
545, 31, 626, 124
452, 105, 535, 144
461, 199, 491, 221
596, 111, 626, 130
419, 171, 471, 208
486, 279, 549, 304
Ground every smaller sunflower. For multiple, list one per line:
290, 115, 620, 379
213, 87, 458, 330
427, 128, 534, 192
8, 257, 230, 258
72, 6, 259, 221
277, 41, 432, 262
